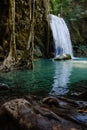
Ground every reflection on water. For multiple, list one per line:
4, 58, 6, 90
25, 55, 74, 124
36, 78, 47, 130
0, 59, 87, 96
50, 61, 73, 96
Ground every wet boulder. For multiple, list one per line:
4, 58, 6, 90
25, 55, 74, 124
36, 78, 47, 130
54, 54, 71, 60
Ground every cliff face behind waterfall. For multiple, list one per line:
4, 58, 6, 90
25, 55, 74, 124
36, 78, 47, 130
68, 0, 87, 57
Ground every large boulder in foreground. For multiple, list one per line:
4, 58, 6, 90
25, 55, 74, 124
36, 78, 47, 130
0, 98, 63, 130
0, 98, 82, 130
54, 54, 71, 60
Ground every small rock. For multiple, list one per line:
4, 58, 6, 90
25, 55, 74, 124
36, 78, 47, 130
0, 83, 9, 90
54, 54, 71, 60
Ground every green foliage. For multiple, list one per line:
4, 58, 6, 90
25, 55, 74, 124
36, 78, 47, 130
50, 0, 72, 15
50, 0, 86, 22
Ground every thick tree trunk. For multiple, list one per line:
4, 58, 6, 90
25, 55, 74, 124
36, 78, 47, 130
27, 0, 35, 69
18, 0, 35, 69
1, 0, 16, 71
9, 0, 16, 60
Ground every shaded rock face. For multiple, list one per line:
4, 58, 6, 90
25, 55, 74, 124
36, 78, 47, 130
71, 16, 87, 57
69, 0, 87, 57
0, 0, 51, 58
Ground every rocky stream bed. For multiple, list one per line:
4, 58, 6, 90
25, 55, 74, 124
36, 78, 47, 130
0, 84, 87, 130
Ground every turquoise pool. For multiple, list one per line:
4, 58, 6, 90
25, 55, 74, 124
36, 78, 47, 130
0, 58, 87, 96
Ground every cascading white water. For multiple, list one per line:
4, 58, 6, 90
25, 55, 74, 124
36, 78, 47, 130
49, 14, 73, 58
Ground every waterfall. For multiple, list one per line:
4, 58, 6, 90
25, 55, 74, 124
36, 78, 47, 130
49, 14, 73, 58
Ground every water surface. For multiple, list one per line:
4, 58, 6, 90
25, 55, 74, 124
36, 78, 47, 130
0, 58, 87, 96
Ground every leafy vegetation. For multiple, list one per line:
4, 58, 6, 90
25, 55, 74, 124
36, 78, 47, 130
50, 0, 86, 22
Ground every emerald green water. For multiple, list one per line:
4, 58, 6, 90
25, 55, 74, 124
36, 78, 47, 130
0, 58, 87, 96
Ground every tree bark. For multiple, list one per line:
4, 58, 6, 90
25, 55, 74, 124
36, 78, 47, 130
9, 0, 16, 59
0, 0, 49, 71
1, 0, 16, 71
18, 0, 35, 69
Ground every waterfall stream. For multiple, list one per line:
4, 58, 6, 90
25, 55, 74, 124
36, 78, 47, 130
49, 14, 73, 58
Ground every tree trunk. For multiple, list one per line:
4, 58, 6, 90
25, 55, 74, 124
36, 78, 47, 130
9, 0, 16, 60
0, 0, 49, 71
1, 0, 16, 71
18, 0, 35, 69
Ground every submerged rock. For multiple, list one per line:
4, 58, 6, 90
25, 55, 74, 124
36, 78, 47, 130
54, 54, 71, 60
